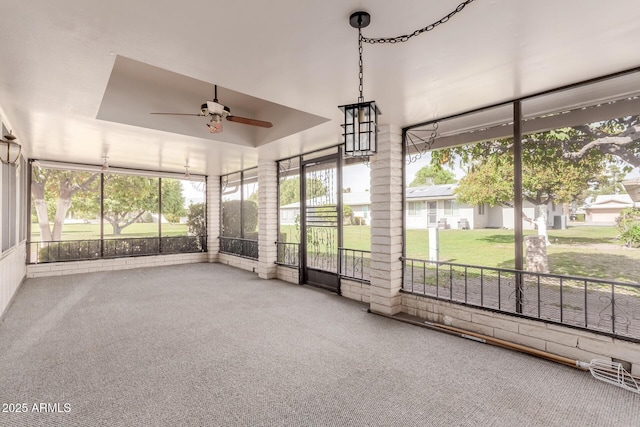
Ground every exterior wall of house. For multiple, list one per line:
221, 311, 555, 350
486, 203, 563, 230
473, 204, 489, 229
0, 242, 27, 319
350, 204, 370, 225
280, 206, 299, 226
401, 294, 640, 376
405, 200, 475, 230
586, 208, 622, 224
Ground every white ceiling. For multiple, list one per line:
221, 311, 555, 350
1, 0, 640, 176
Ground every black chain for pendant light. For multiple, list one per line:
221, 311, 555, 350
360, 0, 476, 45
358, 27, 364, 103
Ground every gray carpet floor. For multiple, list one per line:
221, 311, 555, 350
0, 263, 638, 426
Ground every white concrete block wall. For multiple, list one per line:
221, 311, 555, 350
401, 294, 640, 376
26, 253, 208, 278
276, 265, 299, 284
258, 160, 278, 279
206, 175, 220, 263
369, 124, 404, 315
0, 242, 27, 318
217, 253, 258, 274
341, 279, 371, 304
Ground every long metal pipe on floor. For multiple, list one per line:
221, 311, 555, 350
369, 309, 584, 369
370, 309, 640, 395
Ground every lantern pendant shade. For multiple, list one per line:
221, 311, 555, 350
0, 134, 21, 165
339, 100, 380, 157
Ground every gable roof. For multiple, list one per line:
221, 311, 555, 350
586, 194, 634, 210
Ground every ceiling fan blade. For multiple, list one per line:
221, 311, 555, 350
227, 115, 273, 128
150, 112, 205, 116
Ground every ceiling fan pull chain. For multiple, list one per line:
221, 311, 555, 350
360, 0, 475, 44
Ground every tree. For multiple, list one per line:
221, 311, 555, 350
432, 117, 638, 243
278, 177, 327, 206
160, 179, 186, 223
409, 165, 456, 187
31, 167, 99, 241
102, 176, 184, 235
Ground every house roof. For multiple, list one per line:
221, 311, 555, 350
622, 178, 640, 202
586, 194, 634, 210
406, 184, 457, 200
2, 1, 640, 176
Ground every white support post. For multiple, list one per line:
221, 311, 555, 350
258, 160, 278, 279
206, 175, 220, 263
369, 124, 404, 315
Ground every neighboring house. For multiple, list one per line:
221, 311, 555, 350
585, 194, 635, 224
405, 184, 474, 230
280, 184, 564, 230
405, 184, 562, 230
279, 191, 372, 226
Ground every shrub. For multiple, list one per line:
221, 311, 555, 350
222, 200, 258, 236
352, 216, 366, 226
616, 208, 640, 248
38, 241, 101, 262
186, 203, 206, 236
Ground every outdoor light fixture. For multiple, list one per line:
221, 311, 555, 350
337, 2, 476, 158
0, 130, 21, 165
101, 156, 110, 172
339, 11, 380, 158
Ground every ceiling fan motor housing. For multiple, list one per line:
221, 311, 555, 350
206, 101, 231, 118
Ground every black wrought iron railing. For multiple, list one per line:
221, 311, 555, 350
219, 236, 259, 260
339, 248, 371, 282
275, 242, 301, 268
29, 235, 207, 264
402, 257, 640, 342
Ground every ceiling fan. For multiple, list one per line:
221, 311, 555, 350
151, 85, 273, 133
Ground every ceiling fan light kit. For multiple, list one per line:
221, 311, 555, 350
0, 131, 22, 165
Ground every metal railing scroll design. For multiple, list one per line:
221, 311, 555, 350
219, 236, 259, 260
402, 257, 640, 342
339, 248, 371, 282
275, 242, 300, 268
29, 235, 207, 264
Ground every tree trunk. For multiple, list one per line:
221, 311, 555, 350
31, 179, 54, 242
536, 204, 551, 246
33, 198, 53, 242
51, 197, 72, 241
112, 222, 122, 236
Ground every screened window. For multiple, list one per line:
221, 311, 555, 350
443, 200, 459, 216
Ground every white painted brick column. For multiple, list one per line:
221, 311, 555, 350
369, 124, 404, 315
206, 175, 220, 263
258, 160, 278, 279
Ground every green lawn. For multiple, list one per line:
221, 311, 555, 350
33, 222, 639, 283
31, 223, 188, 241
281, 224, 639, 283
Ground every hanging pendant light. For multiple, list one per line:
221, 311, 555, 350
338, 11, 380, 158
0, 131, 22, 165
